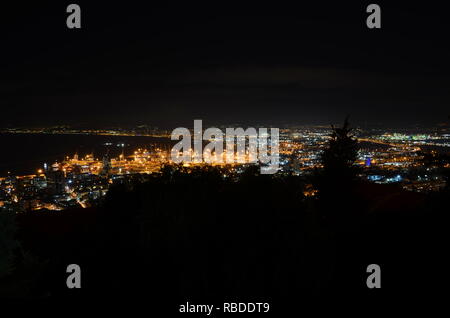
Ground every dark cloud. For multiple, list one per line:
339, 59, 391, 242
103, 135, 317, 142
0, 2, 449, 127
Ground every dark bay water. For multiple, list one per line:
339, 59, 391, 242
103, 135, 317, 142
0, 133, 173, 177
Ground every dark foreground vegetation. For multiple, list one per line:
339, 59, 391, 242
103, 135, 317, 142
1, 122, 449, 311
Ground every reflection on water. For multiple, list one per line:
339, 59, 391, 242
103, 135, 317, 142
0, 133, 173, 176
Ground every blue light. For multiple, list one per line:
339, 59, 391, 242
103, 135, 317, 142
368, 175, 383, 181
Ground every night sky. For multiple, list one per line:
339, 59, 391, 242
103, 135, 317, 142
1, 2, 449, 128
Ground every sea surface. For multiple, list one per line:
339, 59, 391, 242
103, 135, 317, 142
0, 133, 173, 177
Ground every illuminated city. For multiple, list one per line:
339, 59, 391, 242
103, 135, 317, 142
1, 2, 449, 310
1, 125, 449, 213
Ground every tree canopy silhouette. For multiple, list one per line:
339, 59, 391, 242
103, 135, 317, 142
313, 117, 360, 221
321, 117, 359, 183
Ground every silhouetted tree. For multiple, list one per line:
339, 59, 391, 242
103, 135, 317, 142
0, 210, 18, 279
314, 117, 360, 222
0, 209, 47, 298
321, 117, 359, 183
